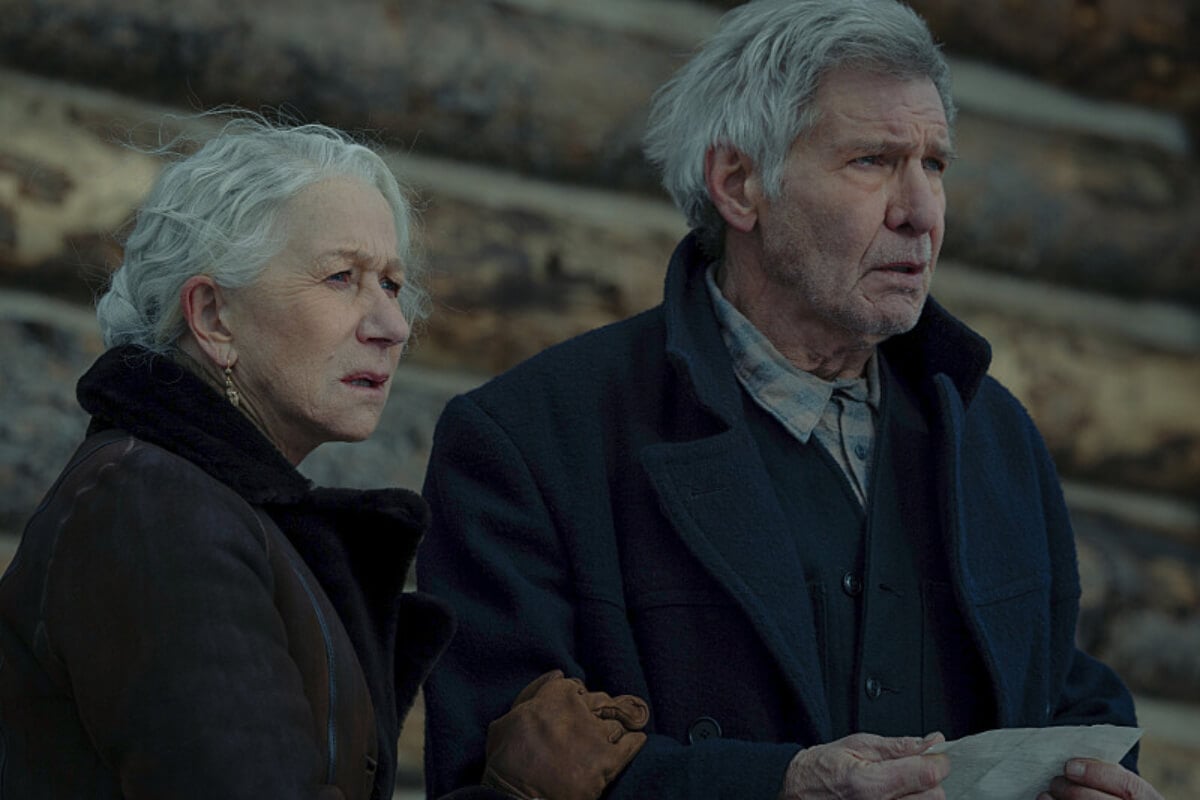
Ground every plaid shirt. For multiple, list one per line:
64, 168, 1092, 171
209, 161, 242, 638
705, 265, 881, 505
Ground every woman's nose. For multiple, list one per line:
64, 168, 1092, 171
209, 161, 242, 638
359, 290, 410, 348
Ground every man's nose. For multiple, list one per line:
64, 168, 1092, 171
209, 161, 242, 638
885, 161, 943, 235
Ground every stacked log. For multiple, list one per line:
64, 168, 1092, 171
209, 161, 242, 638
0, 0, 679, 190
908, 0, 1200, 142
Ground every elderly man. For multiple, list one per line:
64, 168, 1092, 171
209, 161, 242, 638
419, 1, 1161, 798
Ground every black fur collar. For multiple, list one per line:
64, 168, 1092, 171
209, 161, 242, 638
79, 345, 312, 503
75, 344, 426, 531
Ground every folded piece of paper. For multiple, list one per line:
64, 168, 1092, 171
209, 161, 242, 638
925, 725, 1143, 800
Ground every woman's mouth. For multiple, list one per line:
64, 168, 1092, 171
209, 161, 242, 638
342, 373, 389, 389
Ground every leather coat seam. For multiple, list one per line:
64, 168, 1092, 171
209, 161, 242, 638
281, 548, 340, 785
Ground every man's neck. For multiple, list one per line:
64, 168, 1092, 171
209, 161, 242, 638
715, 258, 878, 381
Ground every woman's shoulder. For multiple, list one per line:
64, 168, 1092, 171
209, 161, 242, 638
7, 428, 280, 665
460, 305, 667, 427
66, 427, 253, 503
25, 427, 270, 563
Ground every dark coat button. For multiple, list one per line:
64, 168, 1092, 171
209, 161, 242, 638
687, 716, 722, 744
841, 572, 863, 597
854, 442, 869, 460
865, 677, 882, 700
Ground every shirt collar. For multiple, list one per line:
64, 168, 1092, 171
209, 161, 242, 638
704, 263, 880, 443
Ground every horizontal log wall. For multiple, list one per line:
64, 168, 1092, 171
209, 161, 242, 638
2, 69, 1197, 508
0, 0, 679, 190
1, 1, 1197, 306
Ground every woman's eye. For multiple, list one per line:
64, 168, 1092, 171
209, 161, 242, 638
380, 276, 402, 297
325, 270, 352, 284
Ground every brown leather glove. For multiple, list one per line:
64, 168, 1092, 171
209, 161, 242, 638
481, 670, 649, 800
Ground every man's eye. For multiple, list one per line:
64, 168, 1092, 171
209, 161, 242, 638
852, 155, 883, 166
923, 157, 947, 174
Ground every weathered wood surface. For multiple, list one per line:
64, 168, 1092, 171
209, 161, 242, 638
0, 0, 680, 191
911, 0, 1200, 135
944, 112, 1200, 306
2, 55, 1198, 309
1, 72, 1197, 502
947, 303, 1200, 501
413, 192, 681, 373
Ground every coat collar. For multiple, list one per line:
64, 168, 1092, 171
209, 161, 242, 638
76, 344, 427, 531
882, 297, 992, 409
661, 234, 745, 427
78, 345, 310, 503
661, 232, 993, 416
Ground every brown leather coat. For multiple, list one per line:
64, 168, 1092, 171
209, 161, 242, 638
0, 346, 455, 800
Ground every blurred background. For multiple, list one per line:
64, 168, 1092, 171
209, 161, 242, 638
0, 0, 1197, 796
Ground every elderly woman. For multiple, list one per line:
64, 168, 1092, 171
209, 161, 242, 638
0, 119, 646, 800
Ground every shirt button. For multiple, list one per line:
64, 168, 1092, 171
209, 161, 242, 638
841, 572, 863, 597
865, 677, 882, 700
854, 442, 869, 460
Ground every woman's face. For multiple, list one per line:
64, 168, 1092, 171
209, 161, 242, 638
223, 177, 410, 463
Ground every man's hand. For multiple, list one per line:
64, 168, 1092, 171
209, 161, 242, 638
778, 732, 950, 800
1040, 758, 1163, 800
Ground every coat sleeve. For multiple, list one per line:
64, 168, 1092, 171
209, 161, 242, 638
1034, 430, 1140, 769
41, 442, 336, 800
964, 384, 1142, 768
419, 394, 800, 800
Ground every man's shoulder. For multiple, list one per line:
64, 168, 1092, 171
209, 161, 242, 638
969, 374, 1038, 429
955, 374, 1056, 468
466, 304, 667, 405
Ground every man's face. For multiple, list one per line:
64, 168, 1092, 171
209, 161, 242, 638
753, 67, 952, 347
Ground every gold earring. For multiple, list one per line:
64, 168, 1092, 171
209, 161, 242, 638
224, 363, 240, 408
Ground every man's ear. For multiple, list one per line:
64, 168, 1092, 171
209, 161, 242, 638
180, 275, 236, 367
704, 145, 762, 234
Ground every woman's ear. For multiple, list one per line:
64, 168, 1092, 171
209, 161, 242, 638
180, 275, 236, 367
704, 145, 762, 234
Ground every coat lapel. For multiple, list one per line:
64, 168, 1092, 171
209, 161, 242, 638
641, 428, 834, 742
647, 234, 835, 739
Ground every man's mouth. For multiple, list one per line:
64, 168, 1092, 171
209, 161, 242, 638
880, 262, 924, 275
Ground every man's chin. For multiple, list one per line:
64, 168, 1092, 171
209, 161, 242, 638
854, 304, 925, 343
882, 294, 928, 330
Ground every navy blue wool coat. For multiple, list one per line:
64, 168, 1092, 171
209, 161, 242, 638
419, 234, 1136, 799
